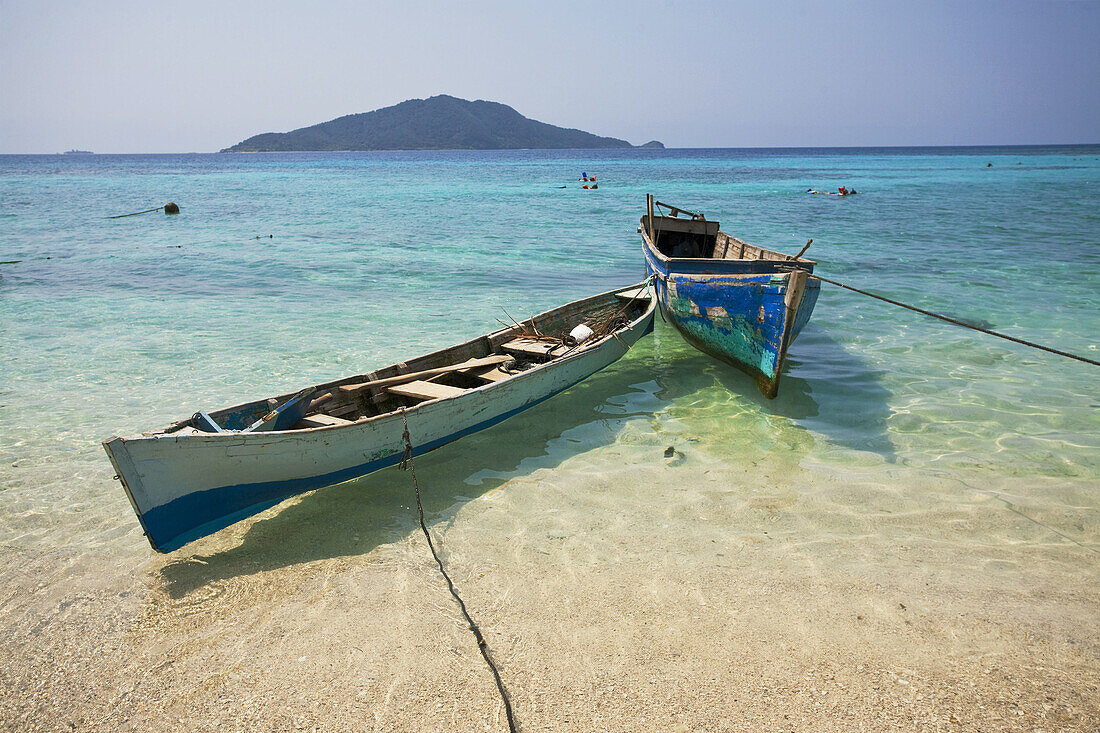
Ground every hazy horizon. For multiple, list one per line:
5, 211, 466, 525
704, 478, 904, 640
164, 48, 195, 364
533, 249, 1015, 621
6, 139, 1100, 156
1, 0, 1097, 154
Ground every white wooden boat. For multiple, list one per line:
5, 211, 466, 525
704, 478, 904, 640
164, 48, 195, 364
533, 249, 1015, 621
103, 284, 655, 552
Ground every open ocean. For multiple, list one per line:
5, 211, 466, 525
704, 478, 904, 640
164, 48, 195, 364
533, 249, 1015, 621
1, 146, 1096, 555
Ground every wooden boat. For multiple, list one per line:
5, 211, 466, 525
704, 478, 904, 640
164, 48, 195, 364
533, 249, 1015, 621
104, 284, 655, 553
641, 195, 819, 398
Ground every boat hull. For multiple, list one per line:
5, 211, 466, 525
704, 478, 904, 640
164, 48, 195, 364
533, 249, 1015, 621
104, 287, 655, 553
643, 239, 819, 398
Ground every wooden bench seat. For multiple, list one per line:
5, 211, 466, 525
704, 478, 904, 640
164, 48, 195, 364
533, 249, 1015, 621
387, 380, 468, 401
502, 338, 570, 361
294, 413, 354, 429
339, 355, 511, 395
464, 364, 513, 383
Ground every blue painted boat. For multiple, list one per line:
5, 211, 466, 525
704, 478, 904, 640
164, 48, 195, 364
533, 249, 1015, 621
641, 195, 819, 398
103, 284, 655, 553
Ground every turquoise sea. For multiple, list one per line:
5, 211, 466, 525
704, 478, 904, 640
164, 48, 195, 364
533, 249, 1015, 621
3, 146, 1100, 730
0, 146, 1097, 554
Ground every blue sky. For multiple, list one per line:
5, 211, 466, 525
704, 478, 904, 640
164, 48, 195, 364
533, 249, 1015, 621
1, 0, 1097, 152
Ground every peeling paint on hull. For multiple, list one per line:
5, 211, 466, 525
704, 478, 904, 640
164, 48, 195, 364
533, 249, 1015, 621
642, 231, 819, 398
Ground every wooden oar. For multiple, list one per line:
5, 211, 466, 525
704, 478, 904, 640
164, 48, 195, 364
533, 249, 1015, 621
336, 354, 513, 395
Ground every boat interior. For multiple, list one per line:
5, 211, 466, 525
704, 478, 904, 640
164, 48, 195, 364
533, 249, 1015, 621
153, 288, 651, 436
642, 199, 813, 264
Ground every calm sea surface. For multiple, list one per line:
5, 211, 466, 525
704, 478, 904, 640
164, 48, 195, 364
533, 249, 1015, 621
0, 147, 1097, 553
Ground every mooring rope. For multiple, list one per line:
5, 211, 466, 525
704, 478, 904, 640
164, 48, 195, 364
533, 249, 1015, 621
399, 411, 518, 732
809, 273, 1099, 367
106, 206, 164, 219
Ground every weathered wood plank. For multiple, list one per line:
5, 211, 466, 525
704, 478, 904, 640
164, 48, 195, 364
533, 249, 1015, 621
328, 403, 361, 418
466, 365, 513, 383
651, 215, 719, 236
614, 286, 651, 301
387, 380, 468, 401
502, 338, 569, 360
338, 354, 511, 394
295, 414, 354, 428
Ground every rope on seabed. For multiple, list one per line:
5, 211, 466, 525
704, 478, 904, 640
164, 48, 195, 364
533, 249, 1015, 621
399, 411, 519, 733
808, 273, 1100, 367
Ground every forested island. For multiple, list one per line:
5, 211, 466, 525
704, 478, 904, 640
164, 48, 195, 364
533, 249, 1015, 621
223, 95, 660, 152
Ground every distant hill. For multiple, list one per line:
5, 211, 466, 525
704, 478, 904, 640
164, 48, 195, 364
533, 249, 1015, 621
223, 95, 637, 152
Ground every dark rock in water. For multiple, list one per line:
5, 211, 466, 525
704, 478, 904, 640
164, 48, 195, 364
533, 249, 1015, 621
664, 446, 675, 458
639, 140, 665, 149
164, 202, 180, 214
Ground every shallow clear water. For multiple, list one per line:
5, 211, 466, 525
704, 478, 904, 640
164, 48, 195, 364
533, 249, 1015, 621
0, 147, 1097, 553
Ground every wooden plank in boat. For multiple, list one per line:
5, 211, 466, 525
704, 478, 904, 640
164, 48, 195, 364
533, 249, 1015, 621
466, 365, 513, 383
652, 216, 719, 236
615, 286, 651, 301
387, 380, 468, 401
295, 414, 354, 428
339, 355, 511, 394
502, 338, 569, 360
328, 403, 361, 418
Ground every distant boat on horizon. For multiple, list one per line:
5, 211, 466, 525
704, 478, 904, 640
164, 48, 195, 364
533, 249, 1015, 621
61, 149, 94, 155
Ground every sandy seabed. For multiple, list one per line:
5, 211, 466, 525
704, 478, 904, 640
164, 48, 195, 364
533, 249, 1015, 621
1, 437, 1097, 732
